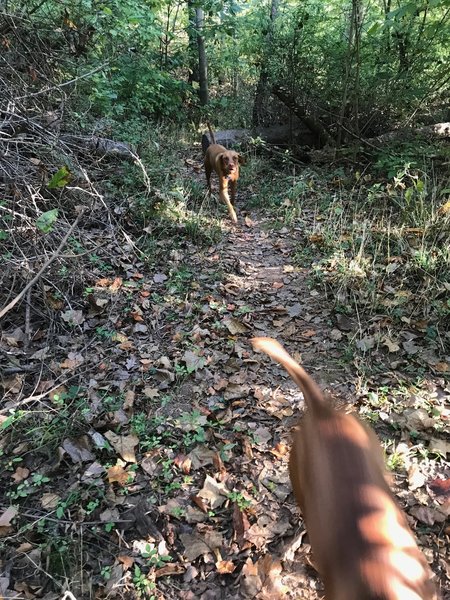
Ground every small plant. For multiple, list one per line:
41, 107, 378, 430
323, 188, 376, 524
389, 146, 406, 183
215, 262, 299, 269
228, 491, 252, 510
132, 565, 156, 599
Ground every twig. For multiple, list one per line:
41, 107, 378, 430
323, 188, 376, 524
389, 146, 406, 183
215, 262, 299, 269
24, 286, 31, 349
0, 209, 85, 321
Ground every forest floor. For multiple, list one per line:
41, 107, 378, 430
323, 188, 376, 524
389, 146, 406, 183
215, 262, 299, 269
1, 146, 449, 600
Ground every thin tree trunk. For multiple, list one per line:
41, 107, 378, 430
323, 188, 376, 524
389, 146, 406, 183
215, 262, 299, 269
336, 0, 357, 147
196, 8, 208, 105
186, 0, 199, 85
252, 0, 280, 126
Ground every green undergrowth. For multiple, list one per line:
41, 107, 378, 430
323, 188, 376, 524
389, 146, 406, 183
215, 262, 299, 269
256, 139, 449, 377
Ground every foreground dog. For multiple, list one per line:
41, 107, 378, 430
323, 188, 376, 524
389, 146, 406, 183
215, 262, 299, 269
203, 123, 243, 224
251, 337, 437, 600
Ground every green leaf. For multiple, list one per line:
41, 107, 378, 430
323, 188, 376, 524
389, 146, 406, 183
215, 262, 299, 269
48, 166, 71, 189
36, 209, 58, 234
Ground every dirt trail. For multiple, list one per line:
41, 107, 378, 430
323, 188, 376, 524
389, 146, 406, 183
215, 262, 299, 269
157, 209, 358, 599
159, 202, 447, 599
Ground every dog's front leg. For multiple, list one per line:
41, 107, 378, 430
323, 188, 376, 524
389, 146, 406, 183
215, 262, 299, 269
219, 179, 238, 223
229, 180, 237, 206
205, 163, 213, 194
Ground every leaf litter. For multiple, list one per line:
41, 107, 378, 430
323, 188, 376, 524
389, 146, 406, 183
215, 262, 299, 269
0, 196, 448, 599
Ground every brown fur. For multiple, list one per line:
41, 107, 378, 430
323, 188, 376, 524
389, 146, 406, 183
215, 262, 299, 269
251, 337, 437, 600
203, 122, 244, 224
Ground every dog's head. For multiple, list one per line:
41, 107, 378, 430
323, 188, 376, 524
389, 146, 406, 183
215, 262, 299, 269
219, 151, 244, 175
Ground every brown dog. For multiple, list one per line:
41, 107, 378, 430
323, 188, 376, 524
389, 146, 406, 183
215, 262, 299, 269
251, 337, 437, 600
203, 123, 243, 224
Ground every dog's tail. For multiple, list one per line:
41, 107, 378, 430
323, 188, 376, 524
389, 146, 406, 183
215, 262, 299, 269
201, 134, 210, 155
206, 121, 216, 144
251, 337, 330, 418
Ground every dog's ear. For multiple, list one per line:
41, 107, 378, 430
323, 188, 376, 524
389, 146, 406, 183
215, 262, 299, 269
216, 153, 225, 167
238, 154, 246, 165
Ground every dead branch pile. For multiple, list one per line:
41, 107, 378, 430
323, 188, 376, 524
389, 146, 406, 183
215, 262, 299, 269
0, 12, 141, 366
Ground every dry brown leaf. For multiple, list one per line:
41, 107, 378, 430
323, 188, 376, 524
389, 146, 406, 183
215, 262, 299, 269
270, 442, 289, 459
434, 362, 449, 373
104, 431, 138, 463
107, 461, 132, 486
118, 555, 134, 570
428, 478, 450, 497
197, 475, 228, 509
12, 467, 30, 483
179, 529, 224, 562
0, 506, 18, 527
173, 453, 192, 474
233, 502, 250, 548
40, 493, 60, 509
155, 563, 185, 578
123, 390, 135, 410
216, 559, 236, 574
240, 555, 288, 599
223, 317, 249, 335
383, 336, 400, 353
60, 352, 84, 370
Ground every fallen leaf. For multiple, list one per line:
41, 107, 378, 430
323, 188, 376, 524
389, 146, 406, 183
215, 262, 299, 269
356, 336, 376, 352
118, 555, 134, 570
61, 309, 85, 325
403, 340, 421, 355
410, 505, 447, 525
104, 431, 139, 463
428, 438, 450, 456
330, 328, 343, 341
155, 563, 185, 578
198, 475, 228, 509
216, 559, 236, 574
107, 461, 133, 486
434, 362, 449, 373
12, 467, 30, 483
240, 555, 288, 598
407, 464, 426, 491
153, 273, 167, 283
182, 349, 206, 372
62, 436, 95, 463
0, 506, 18, 527
179, 529, 224, 562
428, 478, 450, 497
383, 336, 400, 353
223, 317, 249, 335
40, 493, 61, 509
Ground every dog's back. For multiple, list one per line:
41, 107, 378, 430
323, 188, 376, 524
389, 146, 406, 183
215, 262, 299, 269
252, 337, 437, 600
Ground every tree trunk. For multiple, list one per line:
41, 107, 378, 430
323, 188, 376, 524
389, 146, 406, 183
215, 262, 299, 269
186, 0, 199, 85
252, 0, 280, 126
196, 8, 208, 106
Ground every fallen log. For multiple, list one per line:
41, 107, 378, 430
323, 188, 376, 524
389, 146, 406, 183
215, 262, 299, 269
206, 124, 317, 148
60, 134, 135, 160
